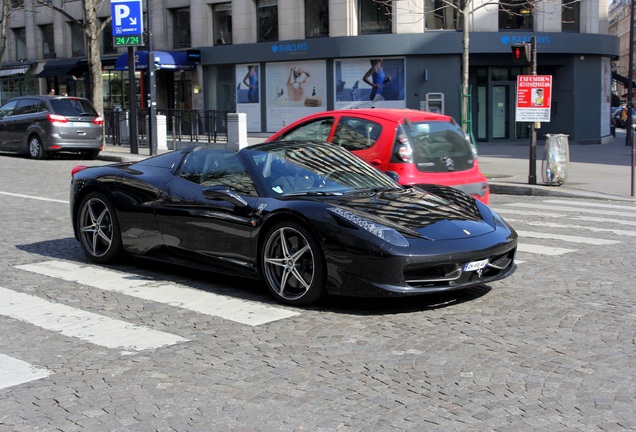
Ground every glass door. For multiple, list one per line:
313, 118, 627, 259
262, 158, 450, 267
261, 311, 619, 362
492, 85, 510, 139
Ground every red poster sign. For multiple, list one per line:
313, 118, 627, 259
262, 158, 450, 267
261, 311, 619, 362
516, 75, 552, 122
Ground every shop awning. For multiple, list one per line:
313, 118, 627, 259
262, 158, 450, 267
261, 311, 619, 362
0, 63, 34, 77
612, 72, 636, 88
36, 58, 86, 77
115, 51, 195, 71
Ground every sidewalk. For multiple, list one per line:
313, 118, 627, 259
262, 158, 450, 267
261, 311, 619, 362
98, 130, 636, 202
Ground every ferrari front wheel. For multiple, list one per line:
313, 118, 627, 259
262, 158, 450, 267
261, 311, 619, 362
76, 192, 123, 263
261, 222, 326, 306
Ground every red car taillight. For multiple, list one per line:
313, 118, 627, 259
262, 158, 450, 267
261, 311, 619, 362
47, 113, 68, 123
93, 116, 104, 125
71, 166, 88, 177
394, 132, 413, 163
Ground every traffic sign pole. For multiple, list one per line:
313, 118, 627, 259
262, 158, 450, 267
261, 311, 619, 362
529, 36, 537, 185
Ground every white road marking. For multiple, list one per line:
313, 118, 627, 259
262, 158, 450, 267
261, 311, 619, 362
515, 230, 620, 245
0, 190, 68, 204
16, 260, 300, 326
506, 220, 636, 237
492, 208, 567, 218
543, 199, 636, 211
503, 202, 635, 217
0, 287, 188, 353
0, 354, 53, 390
574, 216, 636, 226
517, 243, 577, 256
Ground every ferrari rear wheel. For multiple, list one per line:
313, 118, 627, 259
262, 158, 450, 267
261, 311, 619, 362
77, 192, 123, 263
262, 222, 326, 306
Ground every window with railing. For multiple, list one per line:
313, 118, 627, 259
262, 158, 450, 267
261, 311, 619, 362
71, 21, 86, 56
258, 0, 278, 42
359, 0, 391, 34
14, 27, 27, 60
305, 0, 329, 38
562, 0, 580, 32
172, 8, 191, 48
425, 0, 459, 30
213, 3, 232, 45
40, 24, 56, 58
499, 0, 533, 30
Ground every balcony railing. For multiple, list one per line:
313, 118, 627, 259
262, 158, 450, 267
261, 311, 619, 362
104, 108, 231, 147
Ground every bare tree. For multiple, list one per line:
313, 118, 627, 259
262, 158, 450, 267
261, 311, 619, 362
35, 0, 111, 117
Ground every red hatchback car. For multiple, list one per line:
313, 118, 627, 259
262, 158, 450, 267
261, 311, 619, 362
267, 108, 490, 204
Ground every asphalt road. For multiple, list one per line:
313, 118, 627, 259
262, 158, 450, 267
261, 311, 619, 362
1, 154, 635, 431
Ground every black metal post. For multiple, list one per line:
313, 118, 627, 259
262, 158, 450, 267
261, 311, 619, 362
629, 0, 636, 196
528, 37, 538, 185
127, 46, 139, 154
147, 0, 157, 155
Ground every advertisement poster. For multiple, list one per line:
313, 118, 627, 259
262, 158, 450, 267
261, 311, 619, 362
265, 60, 326, 131
515, 75, 552, 122
334, 58, 406, 109
236, 64, 262, 132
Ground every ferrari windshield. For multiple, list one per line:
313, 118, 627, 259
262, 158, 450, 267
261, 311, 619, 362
245, 141, 400, 195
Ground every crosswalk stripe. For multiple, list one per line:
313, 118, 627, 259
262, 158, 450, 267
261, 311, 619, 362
543, 199, 636, 211
503, 202, 635, 217
574, 216, 636, 226
506, 220, 636, 237
492, 208, 567, 218
0, 354, 53, 390
16, 260, 301, 326
0, 287, 188, 354
515, 230, 620, 245
517, 243, 577, 256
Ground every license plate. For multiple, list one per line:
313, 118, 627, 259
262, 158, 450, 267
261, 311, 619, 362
70, 122, 89, 127
464, 259, 489, 272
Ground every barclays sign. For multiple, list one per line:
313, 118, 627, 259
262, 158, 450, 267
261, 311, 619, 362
271, 42, 309, 55
501, 35, 551, 45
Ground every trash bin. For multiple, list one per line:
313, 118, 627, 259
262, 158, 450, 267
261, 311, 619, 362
542, 134, 569, 186
114, 106, 129, 143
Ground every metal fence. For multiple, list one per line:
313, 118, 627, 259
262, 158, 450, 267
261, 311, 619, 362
104, 109, 232, 147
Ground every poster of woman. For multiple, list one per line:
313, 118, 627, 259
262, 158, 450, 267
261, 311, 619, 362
334, 58, 405, 109
265, 60, 326, 131
235, 64, 262, 132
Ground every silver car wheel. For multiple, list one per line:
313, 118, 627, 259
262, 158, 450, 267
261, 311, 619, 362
78, 196, 115, 259
28, 136, 44, 159
262, 224, 325, 304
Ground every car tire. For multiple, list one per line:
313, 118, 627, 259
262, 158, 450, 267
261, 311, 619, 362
261, 221, 326, 306
28, 135, 46, 160
82, 149, 100, 160
76, 192, 123, 263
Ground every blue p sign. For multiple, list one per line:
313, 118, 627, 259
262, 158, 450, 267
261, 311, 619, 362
111, 0, 143, 35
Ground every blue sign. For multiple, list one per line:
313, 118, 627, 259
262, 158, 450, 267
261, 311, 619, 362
111, 0, 143, 36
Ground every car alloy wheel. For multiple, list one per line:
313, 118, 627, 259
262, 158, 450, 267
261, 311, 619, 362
77, 192, 123, 263
28, 136, 45, 159
262, 222, 326, 305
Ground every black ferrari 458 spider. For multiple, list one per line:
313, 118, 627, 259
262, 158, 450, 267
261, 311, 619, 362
70, 140, 517, 306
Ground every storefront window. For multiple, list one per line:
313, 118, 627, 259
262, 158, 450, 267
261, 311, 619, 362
425, 0, 459, 30
562, 0, 580, 32
305, 0, 329, 38
172, 8, 191, 48
14, 28, 27, 60
359, 0, 391, 34
40, 24, 56, 58
257, 0, 278, 42
499, 0, 533, 30
213, 3, 232, 45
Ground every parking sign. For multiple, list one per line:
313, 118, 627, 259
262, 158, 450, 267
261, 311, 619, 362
111, 0, 144, 46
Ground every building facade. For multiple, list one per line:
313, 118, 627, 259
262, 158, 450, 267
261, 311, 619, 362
1, 0, 619, 145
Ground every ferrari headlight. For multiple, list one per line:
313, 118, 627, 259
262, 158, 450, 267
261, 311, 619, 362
328, 207, 409, 247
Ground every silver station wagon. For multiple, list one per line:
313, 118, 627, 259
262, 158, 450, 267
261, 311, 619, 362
0, 95, 104, 160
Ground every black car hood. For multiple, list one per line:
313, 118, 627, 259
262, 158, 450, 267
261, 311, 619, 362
327, 185, 494, 240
